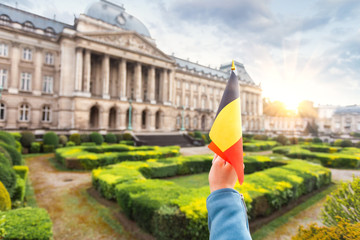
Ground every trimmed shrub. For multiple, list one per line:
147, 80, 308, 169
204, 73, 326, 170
253, 135, 268, 141
115, 134, 123, 142
0, 181, 11, 211
122, 133, 133, 141
105, 133, 117, 144
59, 135, 68, 145
15, 140, 22, 154
333, 139, 342, 147
0, 131, 16, 147
66, 141, 76, 147
274, 134, 288, 145
80, 134, 90, 143
243, 141, 278, 152
0, 207, 53, 240
69, 133, 81, 145
90, 132, 104, 145
341, 139, 353, 147
292, 220, 360, 240
20, 131, 35, 148
0, 153, 11, 166
13, 166, 29, 180
10, 132, 21, 141
0, 146, 11, 164
194, 131, 202, 139
312, 137, 322, 144
81, 142, 96, 146
0, 142, 22, 166
12, 175, 26, 202
30, 142, 41, 153
0, 162, 16, 198
43, 131, 59, 148
43, 145, 55, 153
119, 140, 134, 146
322, 176, 360, 226
289, 137, 298, 145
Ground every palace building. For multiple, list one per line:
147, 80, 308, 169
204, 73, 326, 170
0, 1, 262, 134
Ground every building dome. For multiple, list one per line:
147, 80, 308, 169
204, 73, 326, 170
86, 0, 151, 37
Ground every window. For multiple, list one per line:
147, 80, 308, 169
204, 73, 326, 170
42, 76, 53, 93
185, 116, 189, 128
0, 69, 7, 88
209, 100, 213, 110
42, 105, 51, 122
19, 104, 30, 121
176, 80, 181, 88
45, 52, 54, 65
0, 103, 5, 120
23, 21, 34, 32
0, 43, 8, 57
210, 87, 213, 94
0, 15, 11, 26
20, 72, 31, 91
185, 96, 189, 107
202, 85, 205, 93
44, 27, 55, 37
193, 117, 198, 129
23, 48, 32, 61
185, 82, 189, 90
193, 98, 197, 108
176, 115, 181, 128
201, 98, 205, 109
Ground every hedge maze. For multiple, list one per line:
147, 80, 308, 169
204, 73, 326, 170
92, 153, 331, 240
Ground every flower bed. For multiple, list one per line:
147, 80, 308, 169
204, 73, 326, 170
55, 144, 180, 170
92, 155, 331, 240
273, 145, 360, 169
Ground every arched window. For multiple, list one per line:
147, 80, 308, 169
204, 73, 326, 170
176, 115, 181, 129
44, 27, 55, 37
0, 43, 8, 57
19, 104, 30, 121
0, 103, 5, 120
23, 21, 34, 32
42, 105, 51, 122
0, 69, 7, 88
0, 15, 11, 26
185, 116, 190, 129
193, 117, 198, 129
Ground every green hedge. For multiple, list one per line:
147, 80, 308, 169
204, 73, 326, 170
0, 142, 23, 166
13, 166, 29, 180
105, 133, 117, 144
119, 140, 134, 146
30, 142, 41, 153
243, 140, 278, 152
20, 132, 35, 149
0, 131, 16, 147
0, 181, 11, 211
56, 144, 181, 170
0, 162, 16, 198
273, 145, 360, 169
43, 131, 59, 148
12, 176, 25, 202
92, 156, 331, 240
69, 133, 81, 145
0, 207, 52, 240
90, 132, 104, 145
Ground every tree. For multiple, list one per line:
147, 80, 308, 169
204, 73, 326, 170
298, 100, 318, 119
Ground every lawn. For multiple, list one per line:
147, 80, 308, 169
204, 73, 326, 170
166, 172, 209, 188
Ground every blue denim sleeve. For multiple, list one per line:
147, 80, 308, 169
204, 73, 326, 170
206, 188, 252, 240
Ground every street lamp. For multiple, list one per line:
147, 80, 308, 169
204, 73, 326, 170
127, 99, 133, 130
180, 105, 185, 131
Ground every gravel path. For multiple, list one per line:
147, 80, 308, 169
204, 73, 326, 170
26, 154, 136, 240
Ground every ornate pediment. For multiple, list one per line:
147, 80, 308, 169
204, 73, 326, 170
81, 32, 172, 61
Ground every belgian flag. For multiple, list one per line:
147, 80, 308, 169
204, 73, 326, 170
208, 61, 244, 184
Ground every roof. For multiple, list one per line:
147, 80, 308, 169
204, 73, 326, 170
0, 3, 72, 34
86, 0, 151, 37
173, 57, 258, 86
334, 105, 360, 115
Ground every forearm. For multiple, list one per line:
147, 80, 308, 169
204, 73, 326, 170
207, 188, 252, 240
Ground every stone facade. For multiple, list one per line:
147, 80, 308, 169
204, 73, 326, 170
0, 2, 262, 134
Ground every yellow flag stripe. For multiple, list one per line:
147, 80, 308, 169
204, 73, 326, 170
209, 98, 242, 152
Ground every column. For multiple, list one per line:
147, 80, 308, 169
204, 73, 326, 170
181, 80, 186, 107
198, 84, 201, 109
9, 42, 20, 94
74, 48, 83, 92
149, 112, 156, 131
33, 47, 43, 96
258, 95, 263, 115
168, 70, 175, 104
83, 50, 91, 92
242, 92, 246, 114
148, 66, 156, 104
189, 82, 193, 110
134, 62, 142, 102
102, 54, 110, 99
162, 69, 168, 104
118, 59, 127, 101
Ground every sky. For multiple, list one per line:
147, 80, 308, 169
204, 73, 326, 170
5, 0, 360, 109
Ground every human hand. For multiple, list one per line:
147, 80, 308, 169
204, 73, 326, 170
209, 154, 237, 193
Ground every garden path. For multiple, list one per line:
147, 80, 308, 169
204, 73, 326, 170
26, 154, 138, 240
260, 168, 360, 240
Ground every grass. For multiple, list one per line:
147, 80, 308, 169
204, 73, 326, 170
24, 178, 38, 207
22, 153, 49, 158
251, 183, 338, 240
48, 157, 88, 172
166, 172, 209, 188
